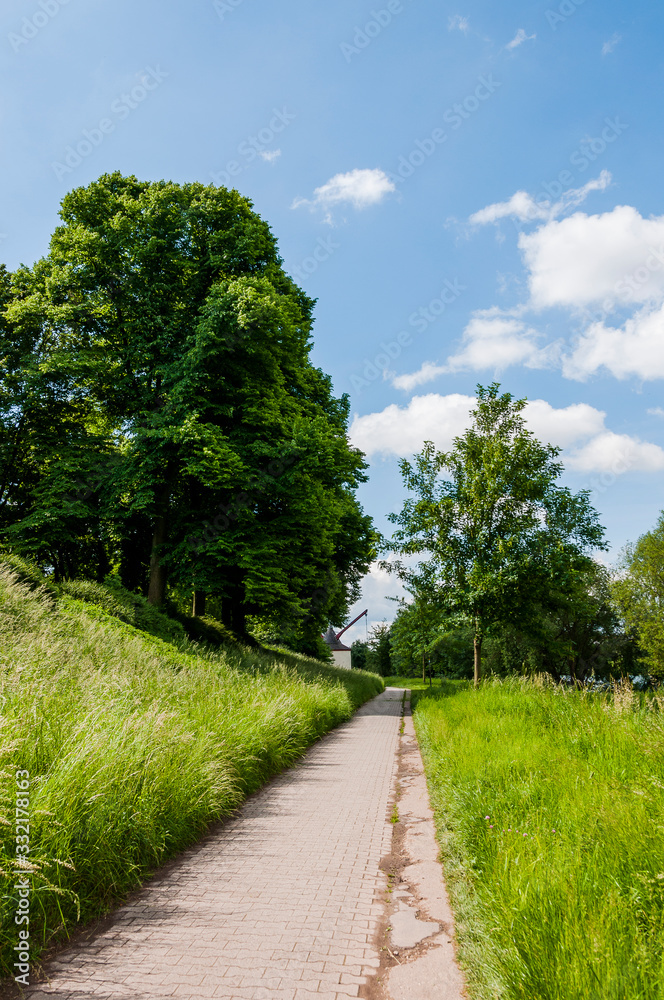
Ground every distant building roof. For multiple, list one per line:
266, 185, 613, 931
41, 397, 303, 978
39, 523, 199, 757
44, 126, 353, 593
322, 625, 351, 652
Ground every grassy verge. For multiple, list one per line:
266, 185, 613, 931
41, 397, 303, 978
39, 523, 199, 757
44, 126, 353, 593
414, 677, 664, 1000
383, 675, 449, 693
0, 563, 382, 977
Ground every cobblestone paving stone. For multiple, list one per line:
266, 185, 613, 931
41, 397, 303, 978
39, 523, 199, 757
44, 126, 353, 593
26, 688, 403, 1000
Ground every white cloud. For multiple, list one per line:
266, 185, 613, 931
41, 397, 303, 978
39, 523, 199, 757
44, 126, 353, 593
445, 311, 552, 371
524, 399, 606, 448
566, 432, 664, 474
291, 168, 395, 216
506, 28, 536, 50
350, 393, 664, 473
259, 149, 281, 163
350, 393, 475, 457
392, 311, 553, 391
466, 183, 664, 386
417, 198, 664, 386
562, 303, 664, 381
344, 561, 407, 643
520, 205, 664, 311
470, 189, 547, 226
648, 407, 664, 418
469, 171, 611, 226
448, 14, 469, 32
602, 33, 621, 56
392, 361, 449, 392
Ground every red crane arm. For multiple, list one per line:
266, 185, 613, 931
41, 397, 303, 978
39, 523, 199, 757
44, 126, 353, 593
335, 610, 368, 641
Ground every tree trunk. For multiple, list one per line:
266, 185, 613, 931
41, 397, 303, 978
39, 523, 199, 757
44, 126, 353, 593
96, 537, 111, 583
120, 516, 151, 594
422, 649, 426, 683
473, 632, 482, 688
570, 655, 582, 688
192, 590, 206, 617
147, 515, 168, 605
147, 466, 177, 606
52, 550, 64, 584
222, 597, 247, 637
221, 566, 248, 637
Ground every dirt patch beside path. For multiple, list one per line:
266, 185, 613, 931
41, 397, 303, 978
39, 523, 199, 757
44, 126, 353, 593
363, 694, 467, 1000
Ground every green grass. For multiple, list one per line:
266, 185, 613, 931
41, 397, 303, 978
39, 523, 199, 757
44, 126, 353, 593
0, 563, 383, 977
414, 677, 664, 1000
383, 674, 449, 692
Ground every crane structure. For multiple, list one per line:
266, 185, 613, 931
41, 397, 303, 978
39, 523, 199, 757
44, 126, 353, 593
321, 610, 368, 670
333, 609, 367, 642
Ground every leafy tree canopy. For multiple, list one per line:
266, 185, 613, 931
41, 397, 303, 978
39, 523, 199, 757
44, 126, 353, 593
0, 173, 375, 650
384, 384, 606, 685
613, 513, 664, 678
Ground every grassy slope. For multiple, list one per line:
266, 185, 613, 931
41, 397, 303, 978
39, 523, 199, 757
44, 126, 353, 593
0, 564, 383, 977
414, 678, 664, 1000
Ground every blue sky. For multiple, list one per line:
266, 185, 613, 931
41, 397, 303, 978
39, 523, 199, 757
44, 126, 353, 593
2, 0, 663, 636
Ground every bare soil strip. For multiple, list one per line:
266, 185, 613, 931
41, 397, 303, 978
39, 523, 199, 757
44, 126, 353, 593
364, 694, 466, 1000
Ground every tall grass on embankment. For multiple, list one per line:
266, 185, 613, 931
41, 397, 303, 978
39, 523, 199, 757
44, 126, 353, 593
414, 678, 664, 1000
0, 563, 382, 978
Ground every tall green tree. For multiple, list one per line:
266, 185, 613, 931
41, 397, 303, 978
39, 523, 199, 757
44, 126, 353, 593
613, 514, 664, 678
1, 173, 374, 640
385, 384, 605, 686
350, 639, 369, 671
0, 261, 119, 580
366, 622, 393, 677
484, 560, 632, 681
389, 574, 443, 680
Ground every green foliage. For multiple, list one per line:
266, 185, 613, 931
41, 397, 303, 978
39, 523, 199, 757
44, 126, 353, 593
170, 610, 244, 648
0, 551, 58, 600
389, 595, 474, 679
61, 578, 186, 644
383, 675, 452, 694
389, 589, 439, 677
481, 560, 635, 680
389, 560, 632, 682
415, 679, 664, 999
613, 513, 664, 678
0, 561, 383, 976
351, 639, 369, 671
366, 622, 393, 677
385, 384, 606, 683
429, 627, 475, 679
350, 628, 392, 674
0, 173, 375, 645
245, 608, 335, 661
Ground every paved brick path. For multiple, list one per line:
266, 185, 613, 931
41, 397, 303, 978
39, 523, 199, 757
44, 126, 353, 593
28, 688, 403, 1000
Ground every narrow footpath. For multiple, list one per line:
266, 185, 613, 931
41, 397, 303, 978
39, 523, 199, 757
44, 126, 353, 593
25, 689, 404, 1000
